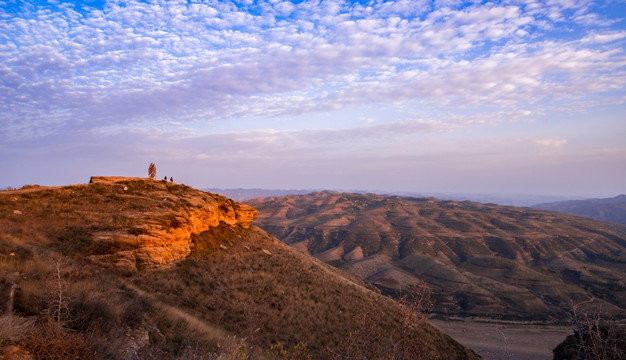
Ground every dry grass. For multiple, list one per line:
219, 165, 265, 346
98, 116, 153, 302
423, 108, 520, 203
0, 315, 35, 344
21, 317, 93, 360
132, 224, 477, 359
0, 178, 479, 359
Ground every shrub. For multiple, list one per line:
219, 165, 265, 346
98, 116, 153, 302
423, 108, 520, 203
68, 294, 116, 333
21, 317, 92, 360
553, 325, 626, 360
266, 341, 312, 360
553, 307, 626, 360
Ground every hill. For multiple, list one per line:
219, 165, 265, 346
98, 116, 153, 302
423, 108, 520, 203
207, 188, 571, 206
0, 178, 477, 359
246, 191, 626, 321
534, 194, 626, 226
205, 188, 315, 202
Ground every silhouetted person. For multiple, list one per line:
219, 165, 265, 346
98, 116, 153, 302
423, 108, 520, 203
170, 177, 173, 183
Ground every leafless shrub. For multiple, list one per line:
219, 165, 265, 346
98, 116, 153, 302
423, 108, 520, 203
46, 261, 70, 324
553, 304, 626, 360
21, 317, 92, 360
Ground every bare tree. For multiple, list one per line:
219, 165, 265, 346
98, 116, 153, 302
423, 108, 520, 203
553, 304, 625, 360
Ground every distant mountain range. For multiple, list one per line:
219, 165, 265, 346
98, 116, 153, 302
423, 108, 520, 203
246, 191, 626, 321
204, 188, 316, 202
534, 194, 626, 226
207, 188, 575, 206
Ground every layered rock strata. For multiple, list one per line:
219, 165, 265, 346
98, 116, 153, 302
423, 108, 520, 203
87, 177, 257, 272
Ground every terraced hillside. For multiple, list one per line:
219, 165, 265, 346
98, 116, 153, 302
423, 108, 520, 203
247, 191, 626, 321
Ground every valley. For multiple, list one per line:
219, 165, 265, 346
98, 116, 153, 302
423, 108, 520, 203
430, 319, 572, 360
246, 191, 626, 321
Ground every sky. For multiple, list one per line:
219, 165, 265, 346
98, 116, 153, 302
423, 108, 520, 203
1, 0, 625, 198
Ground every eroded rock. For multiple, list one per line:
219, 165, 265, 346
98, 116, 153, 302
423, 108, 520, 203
86, 177, 258, 271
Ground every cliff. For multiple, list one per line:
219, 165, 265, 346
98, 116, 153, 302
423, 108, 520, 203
84, 176, 257, 271
0, 176, 255, 272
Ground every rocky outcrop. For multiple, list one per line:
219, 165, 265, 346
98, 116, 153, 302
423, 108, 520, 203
86, 177, 258, 272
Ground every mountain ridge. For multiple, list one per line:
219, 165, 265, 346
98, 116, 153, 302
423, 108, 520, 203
534, 194, 626, 226
208, 187, 583, 206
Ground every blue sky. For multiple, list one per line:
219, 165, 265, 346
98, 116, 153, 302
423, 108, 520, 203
1, 0, 625, 197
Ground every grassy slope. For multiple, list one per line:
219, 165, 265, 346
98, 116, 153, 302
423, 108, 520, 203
0, 179, 478, 359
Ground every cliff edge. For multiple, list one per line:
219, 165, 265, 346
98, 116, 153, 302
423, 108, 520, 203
9, 176, 257, 272
86, 176, 258, 271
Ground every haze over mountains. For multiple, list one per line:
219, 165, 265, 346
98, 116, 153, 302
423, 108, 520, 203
208, 188, 577, 207
246, 191, 626, 321
534, 194, 626, 226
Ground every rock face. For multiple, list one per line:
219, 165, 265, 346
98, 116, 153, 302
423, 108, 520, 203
86, 177, 257, 272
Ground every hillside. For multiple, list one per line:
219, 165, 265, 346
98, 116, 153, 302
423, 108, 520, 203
534, 194, 626, 226
208, 188, 570, 206
205, 188, 315, 202
0, 178, 477, 359
246, 191, 626, 321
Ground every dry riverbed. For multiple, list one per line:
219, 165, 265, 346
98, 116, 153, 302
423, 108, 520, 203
431, 319, 573, 360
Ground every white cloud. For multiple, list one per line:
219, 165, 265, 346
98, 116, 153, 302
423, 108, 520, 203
532, 137, 568, 147
0, 0, 624, 142
580, 31, 626, 44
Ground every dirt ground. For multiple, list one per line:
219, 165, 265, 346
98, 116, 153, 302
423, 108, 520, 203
431, 319, 573, 360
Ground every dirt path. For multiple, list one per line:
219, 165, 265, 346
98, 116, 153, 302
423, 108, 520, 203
431, 319, 572, 360
123, 282, 232, 344
557, 234, 599, 259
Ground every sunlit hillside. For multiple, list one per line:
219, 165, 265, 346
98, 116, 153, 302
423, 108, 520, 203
0, 178, 477, 359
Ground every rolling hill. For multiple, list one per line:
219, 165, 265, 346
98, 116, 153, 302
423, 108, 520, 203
0, 178, 477, 359
204, 188, 315, 202
246, 191, 626, 321
534, 194, 626, 226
